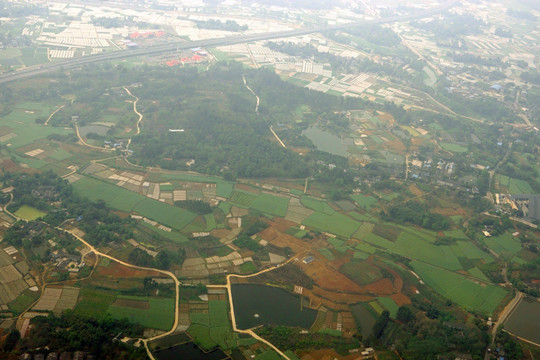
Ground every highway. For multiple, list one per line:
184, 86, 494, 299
0, 0, 460, 84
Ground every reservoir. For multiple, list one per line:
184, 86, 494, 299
154, 342, 228, 360
231, 284, 317, 330
504, 298, 540, 344
302, 126, 352, 157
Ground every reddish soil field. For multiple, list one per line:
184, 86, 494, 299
272, 218, 298, 233
390, 293, 411, 306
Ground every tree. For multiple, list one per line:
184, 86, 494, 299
2, 329, 20, 352
397, 306, 414, 324
373, 310, 390, 339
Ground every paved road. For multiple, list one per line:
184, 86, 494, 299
0, 0, 460, 84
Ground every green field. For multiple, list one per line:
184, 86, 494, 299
188, 300, 235, 350
300, 196, 336, 215
73, 176, 145, 212
73, 176, 196, 229
14, 205, 46, 221
228, 191, 257, 208
133, 199, 197, 230
440, 142, 468, 153
411, 261, 508, 314
250, 193, 289, 217
483, 232, 522, 257
74, 288, 117, 318
363, 231, 463, 271
302, 211, 360, 238
350, 194, 378, 209
450, 241, 493, 263
377, 297, 399, 318
216, 182, 234, 198
496, 175, 534, 194
108, 296, 174, 330
508, 178, 534, 194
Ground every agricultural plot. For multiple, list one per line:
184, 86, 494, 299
467, 267, 490, 282
0, 251, 29, 307
350, 194, 378, 210
284, 197, 313, 223
302, 211, 360, 238
300, 196, 336, 215
73, 176, 196, 230
411, 260, 508, 315
188, 300, 235, 350
364, 232, 462, 271
450, 241, 493, 263
341, 260, 382, 285
108, 295, 174, 330
14, 205, 46, 221
216, 182, 234, 198
440, 142, 468, 153
376, 297, 399, 318
32, 286, 79, 314
496, 175, 533, 194
74, 288, 117, 317
508, 178, 534, 194
482, 232, 522, 258
352, 222, 374, 240
250, 193, 289, 217
72, 176, 145, 212
228, 191, 256, 208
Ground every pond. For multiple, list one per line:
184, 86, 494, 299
350, 303, 375, 338
154, 341, 228, 360
504, 298, 540, 344
302, 126, 352, 157
231, 284, 317, 330
79, 124, 110, 137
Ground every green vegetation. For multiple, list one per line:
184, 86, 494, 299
14, 205, 46, 221
108, 295, 175, 330
188, 300, 235, 350
250, 193, 289, 217
411, 260, 508, 314
303, 211, 360, 238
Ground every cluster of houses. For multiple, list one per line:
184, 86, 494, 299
20, 351, 94, 360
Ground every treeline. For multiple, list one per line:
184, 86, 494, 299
195, 19, 247, 32
7, 312, 147, 359
256, 326, 360, 354
341, 24, 401, 47
382, 201, 451, 230
411, 14, 485, 38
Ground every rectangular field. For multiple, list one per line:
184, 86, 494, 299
72, 176, 145, 212
228, 191, 256, 208
411, 260, 508, 315
133, 199, 197, 230
108, 295, 174, 330
14, 205, 46, 221
250, 193, 289, 217
302, 211, 360, 238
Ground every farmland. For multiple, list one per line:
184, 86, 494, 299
410, 260, 508, 315
14, 205, 46, 221
108, 295, 175, 330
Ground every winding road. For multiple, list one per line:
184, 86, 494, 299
123, 86, 144, 151
56, 226, 180, 360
